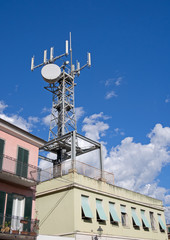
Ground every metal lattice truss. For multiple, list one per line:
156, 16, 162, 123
40, 131, 101, 161
39, 131, 104, 177
45, 71, 76, 141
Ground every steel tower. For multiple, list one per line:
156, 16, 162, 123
31, 33, 91, 163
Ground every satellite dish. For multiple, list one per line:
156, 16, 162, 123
41, 64, 61, 83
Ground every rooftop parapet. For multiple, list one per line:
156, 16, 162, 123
38, 159, 114, 185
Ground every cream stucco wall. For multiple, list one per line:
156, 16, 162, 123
36, 172, 167, 240
36, 183, 75, 235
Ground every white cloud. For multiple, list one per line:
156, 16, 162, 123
41, 107, 51, 113
105, 77, 122, 87
83, 112, 110, 124
115, 77, 122, 86
165, 206, 170, 223
42, 114, 51, 126
105, 78, 114, 87
0, 100, 39, 132
114, 128, 125, 136
165, 195, 170, 205
105, 126, 170, 191
165, 97, 170, 103
105, 91, 117, 99
148, 123, 170, 147
82, 112, 109, 141
0, 113, 33, 131
28, 116, 39, 123
140, 183, 170, 202
0, 101, 8, 113
75, 107, 85, 121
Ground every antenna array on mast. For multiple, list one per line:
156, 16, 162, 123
31, 33, 91, 163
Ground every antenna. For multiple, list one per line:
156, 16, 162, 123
50, 47, 54, 62
31, 56, 34, 71
31, 33, 91, 163
44, 50, 47, 64
65, 40, 69, 55
70, 32, 73, 72
87, 52, 91, 67
76, 61, 80, 76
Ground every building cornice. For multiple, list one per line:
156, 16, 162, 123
36, 182, 164, 211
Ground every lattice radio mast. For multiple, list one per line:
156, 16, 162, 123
31, 33, 91, 163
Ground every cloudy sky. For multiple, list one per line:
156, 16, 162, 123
0, 0, 170, 223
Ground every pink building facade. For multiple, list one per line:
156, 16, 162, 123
0, 118, 46, 239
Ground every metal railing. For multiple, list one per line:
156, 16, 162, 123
0, 214, 39, 236
0, 154, 41, 183
39, 159, 114, 185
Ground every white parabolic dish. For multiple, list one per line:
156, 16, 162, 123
41, 64, 61, 83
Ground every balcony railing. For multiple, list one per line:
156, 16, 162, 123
0, 214, 39, 236
0, 154, 41, 185
39, 159, 114, 185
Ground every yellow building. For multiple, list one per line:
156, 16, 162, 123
36, 159, 168, 240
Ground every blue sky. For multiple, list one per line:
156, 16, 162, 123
0, 0, 170, 222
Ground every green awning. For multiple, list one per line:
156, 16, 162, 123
131, 208, 141, 227
96, 199, 107, 221
158, 215, 166, 230
81, 196, 93, 219
141, 210, 150, 228
120, 205, 126, 213
109, 203, 120, 222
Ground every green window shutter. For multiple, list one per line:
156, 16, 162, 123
0, 191, 6, 225
131, 208, 141, 227
6, 193, 13, 216
24, 197, 32, 232
96, 199, 107, 221
158, 214, 166, 231
16, 147, 29, 178
141, 210, 150, 228
109, 203, 120, 222
5, 193, 13, 227
24, 197, 32, 219
81, 196, 93, 219
0, 139, 5, 170
23, 149, 28, 178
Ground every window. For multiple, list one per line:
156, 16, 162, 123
149, 212, 156, 230
81, 195, 93, 219
0, 138, 5, 170
131, 208, 140, 228
16, 147, 29, 178
109, 202, 120, 225
141, 210, 150, 230
167, 226, 170, 233
120, 205, 128, 227
3, 194, 32, 232
11, 195, 25, 231
158, 214, 166, 232
96, 199, 107, 222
